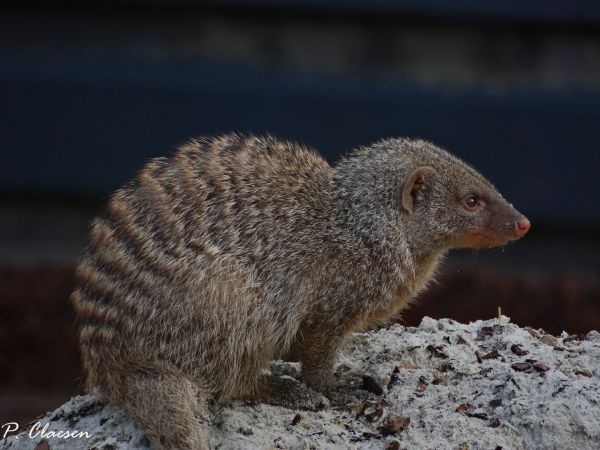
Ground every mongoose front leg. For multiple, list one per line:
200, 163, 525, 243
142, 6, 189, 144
294, 322, 346, 392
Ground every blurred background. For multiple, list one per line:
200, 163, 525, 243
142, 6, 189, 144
1, 0, 599, 427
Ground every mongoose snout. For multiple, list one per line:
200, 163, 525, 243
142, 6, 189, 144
71, 134, 530, 450
515, 217, 531, 236
479, 203, 531, 246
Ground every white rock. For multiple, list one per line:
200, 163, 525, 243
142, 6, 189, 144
2, 317, 599, 450
586, 330, 600, 341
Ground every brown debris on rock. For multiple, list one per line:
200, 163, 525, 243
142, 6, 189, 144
361, 375, 384, 395
456, 403, 476, 414
475, 350, 483, 364
385, 440, 400, 450
477, 326, 495, 340
482, 349, 500, 360
489, 418, 502, 428
387, 366, 400, 390
510, 344, 529, 356
426, 344, 448, 359
436, 362, 454, 372
432, 375, 448, 385
511, 362, 533, 372
541, 334, 559, 347
380, 414, 410, 435
291, 413, 302, 426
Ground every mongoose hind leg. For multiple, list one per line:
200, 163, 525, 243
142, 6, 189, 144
116, 370, 210, 450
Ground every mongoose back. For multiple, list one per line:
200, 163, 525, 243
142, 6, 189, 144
71, 134, 530, 449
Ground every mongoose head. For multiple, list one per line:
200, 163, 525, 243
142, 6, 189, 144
333, 138, 530, 253
397, 140, 530, 250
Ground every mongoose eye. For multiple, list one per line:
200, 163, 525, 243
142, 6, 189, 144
463, 195, 480, 210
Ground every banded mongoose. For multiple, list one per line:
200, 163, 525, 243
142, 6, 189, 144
71, 134, 530, 449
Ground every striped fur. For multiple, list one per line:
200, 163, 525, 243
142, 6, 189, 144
71, 134, 527, 449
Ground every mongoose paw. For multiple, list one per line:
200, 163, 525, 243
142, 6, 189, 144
323, 375, 381, 408
259, 374, 329, 411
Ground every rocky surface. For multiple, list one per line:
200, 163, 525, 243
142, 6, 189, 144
2, 316, 599, 450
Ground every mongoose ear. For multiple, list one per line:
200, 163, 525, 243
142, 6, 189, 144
402, 166, 437, 215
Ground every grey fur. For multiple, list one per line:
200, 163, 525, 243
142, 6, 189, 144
71, 134, 528, 449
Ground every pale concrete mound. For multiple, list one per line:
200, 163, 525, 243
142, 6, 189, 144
2, 317, 599, 450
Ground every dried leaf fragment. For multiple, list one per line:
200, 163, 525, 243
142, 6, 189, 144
482, 349, 500, 360
511, 362, 532, 372
398, 364, 418, 370
475, 351, 483, 364
365, 407, 384, 423
477, 326, 494, 340
380, 413, 410, 435
385, 441, 401, 450
563, 334, 582, 344
510, 344, 528, 356
489, 398, 502, 408
525, 326, 542, 339
426, 344, 448, 359
432, 376, 448, 385
456, 334, 469, 345
541, 334, 558, 347
34, 441, 50, 450
387, 366, 400, 390
489, 418, 501, 428
456, 403, 475, 414
436, 362, 454, 372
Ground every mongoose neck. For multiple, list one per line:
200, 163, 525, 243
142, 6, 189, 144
328, 147, 449, 281
327, 173, 416, 277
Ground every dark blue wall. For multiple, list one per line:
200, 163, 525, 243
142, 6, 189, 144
1, 3, 599, 226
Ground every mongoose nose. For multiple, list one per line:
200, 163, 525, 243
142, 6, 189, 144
515, 217, 531, 236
